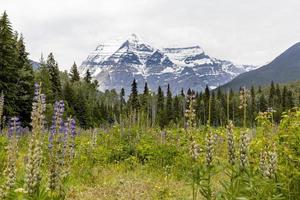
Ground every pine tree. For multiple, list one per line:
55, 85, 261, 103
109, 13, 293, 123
157, 86, 165, 128
46, 53, 61, 100
120, 88, 126, 114
269, 81, 276, 107
141, 82, 149, 109
84, 69, 92, 84
35, 55, 54, 103
282, 86, 288, 110
63, 81, 76, 115
129, 79, 139, 111
258, 93, 268, 112
70, 62, 80, 82
166, 84, 173, 124
286, 90, 294, 109
15, 34, 34, 126
0, 12, 19, 117
173, 95, 181, 122
204, 85, 210, 124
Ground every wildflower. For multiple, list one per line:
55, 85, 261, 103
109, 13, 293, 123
190, 141, 200, 161
226, 120, 235, 166
205, 131, 214, 168
267, 143, 277, 179
48, 100, 65, 194
239, 131, 249, 171
259, 147, 268, 177
185, 92, 196, 133
0, 117, 19, 199
24, 83, 45, 196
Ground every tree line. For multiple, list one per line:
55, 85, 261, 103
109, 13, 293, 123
0, 12, 298, 129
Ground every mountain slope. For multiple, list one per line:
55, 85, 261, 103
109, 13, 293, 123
79, 34, 256, 94
220, 42, 300, 91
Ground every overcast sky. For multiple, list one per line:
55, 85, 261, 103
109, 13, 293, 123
1, 0, 300, 70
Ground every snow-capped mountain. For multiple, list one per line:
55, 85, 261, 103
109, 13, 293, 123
79, 34, 257, 94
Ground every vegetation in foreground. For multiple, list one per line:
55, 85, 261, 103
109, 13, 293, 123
0, 84, 300, 200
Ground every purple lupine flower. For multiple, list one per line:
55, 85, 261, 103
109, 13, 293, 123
8, 117, 20, 138
70, 118, 76, 137
49, 100, 65, 149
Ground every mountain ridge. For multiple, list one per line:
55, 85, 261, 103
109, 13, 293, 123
220, 42, 300, 91
79, 34, 257, 94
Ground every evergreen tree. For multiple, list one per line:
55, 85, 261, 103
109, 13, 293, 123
157, 86, 165, 128
46, 53, 61, 100
166, 84, 173, 124
70, 62, 80, 82
204, 85, 210, 124
282, 86, 288, 110
0, 12, 19, 117
286, 90, 294, 109
15, 34, 34, 126
35, 55, 54, 103
84, 69, 92, 84
269, 81, 276, 107
120, 88, 126, 114
129, 79, 139, 111
141, 82, 149, 109
258, 93, 268, 112
173, 95, 181, 122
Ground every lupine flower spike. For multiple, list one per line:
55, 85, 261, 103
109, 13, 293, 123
24, 83, 46, 196
226, 120, 235, 166
0, 117, 20, 199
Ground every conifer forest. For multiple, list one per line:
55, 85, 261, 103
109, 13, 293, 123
1, 11, 300, 200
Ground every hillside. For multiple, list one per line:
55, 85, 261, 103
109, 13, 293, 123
220, 42, 300, 91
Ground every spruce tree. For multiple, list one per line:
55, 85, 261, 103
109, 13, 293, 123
70, 62, 80, 82
269, 81, 276, 107
84, 69, 92, 84
166, 84, 173, 124
130, 79, 139, 111
15, 34, 34, 126
282, 86, 288, 110
120, 88, 125, 114
157, 86, 165, 127
0, 12, 19, 117
46, 53, 61, 100
141, 82, 149, 109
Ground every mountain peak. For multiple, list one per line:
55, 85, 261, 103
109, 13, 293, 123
80, 35, 256, 94
127, 33, 140, 43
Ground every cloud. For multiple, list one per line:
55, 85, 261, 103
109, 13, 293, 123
1, 0, 300, 70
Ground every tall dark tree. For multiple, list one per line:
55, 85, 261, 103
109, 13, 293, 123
15, 34, 34, 126
84, 69, 92, 84
70, 62, 80, 82
268, 81, 276, 107
46, 53, 61, 100
204, 85, 210, 124
0, 12, 19, 117
166, 84, 173, 124
282, 86, 288, 110
141, 82, 149, 109
129, 79, 139, 111
120, 88, 126, 114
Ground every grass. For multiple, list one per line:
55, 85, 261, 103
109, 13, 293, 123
66, 163, 192, 200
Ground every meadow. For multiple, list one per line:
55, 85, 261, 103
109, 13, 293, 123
0, 84, 300, 200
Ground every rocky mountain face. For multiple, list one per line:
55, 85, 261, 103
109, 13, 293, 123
79, 34, 256, 94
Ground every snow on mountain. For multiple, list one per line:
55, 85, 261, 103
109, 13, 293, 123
79, 34, 257, 94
